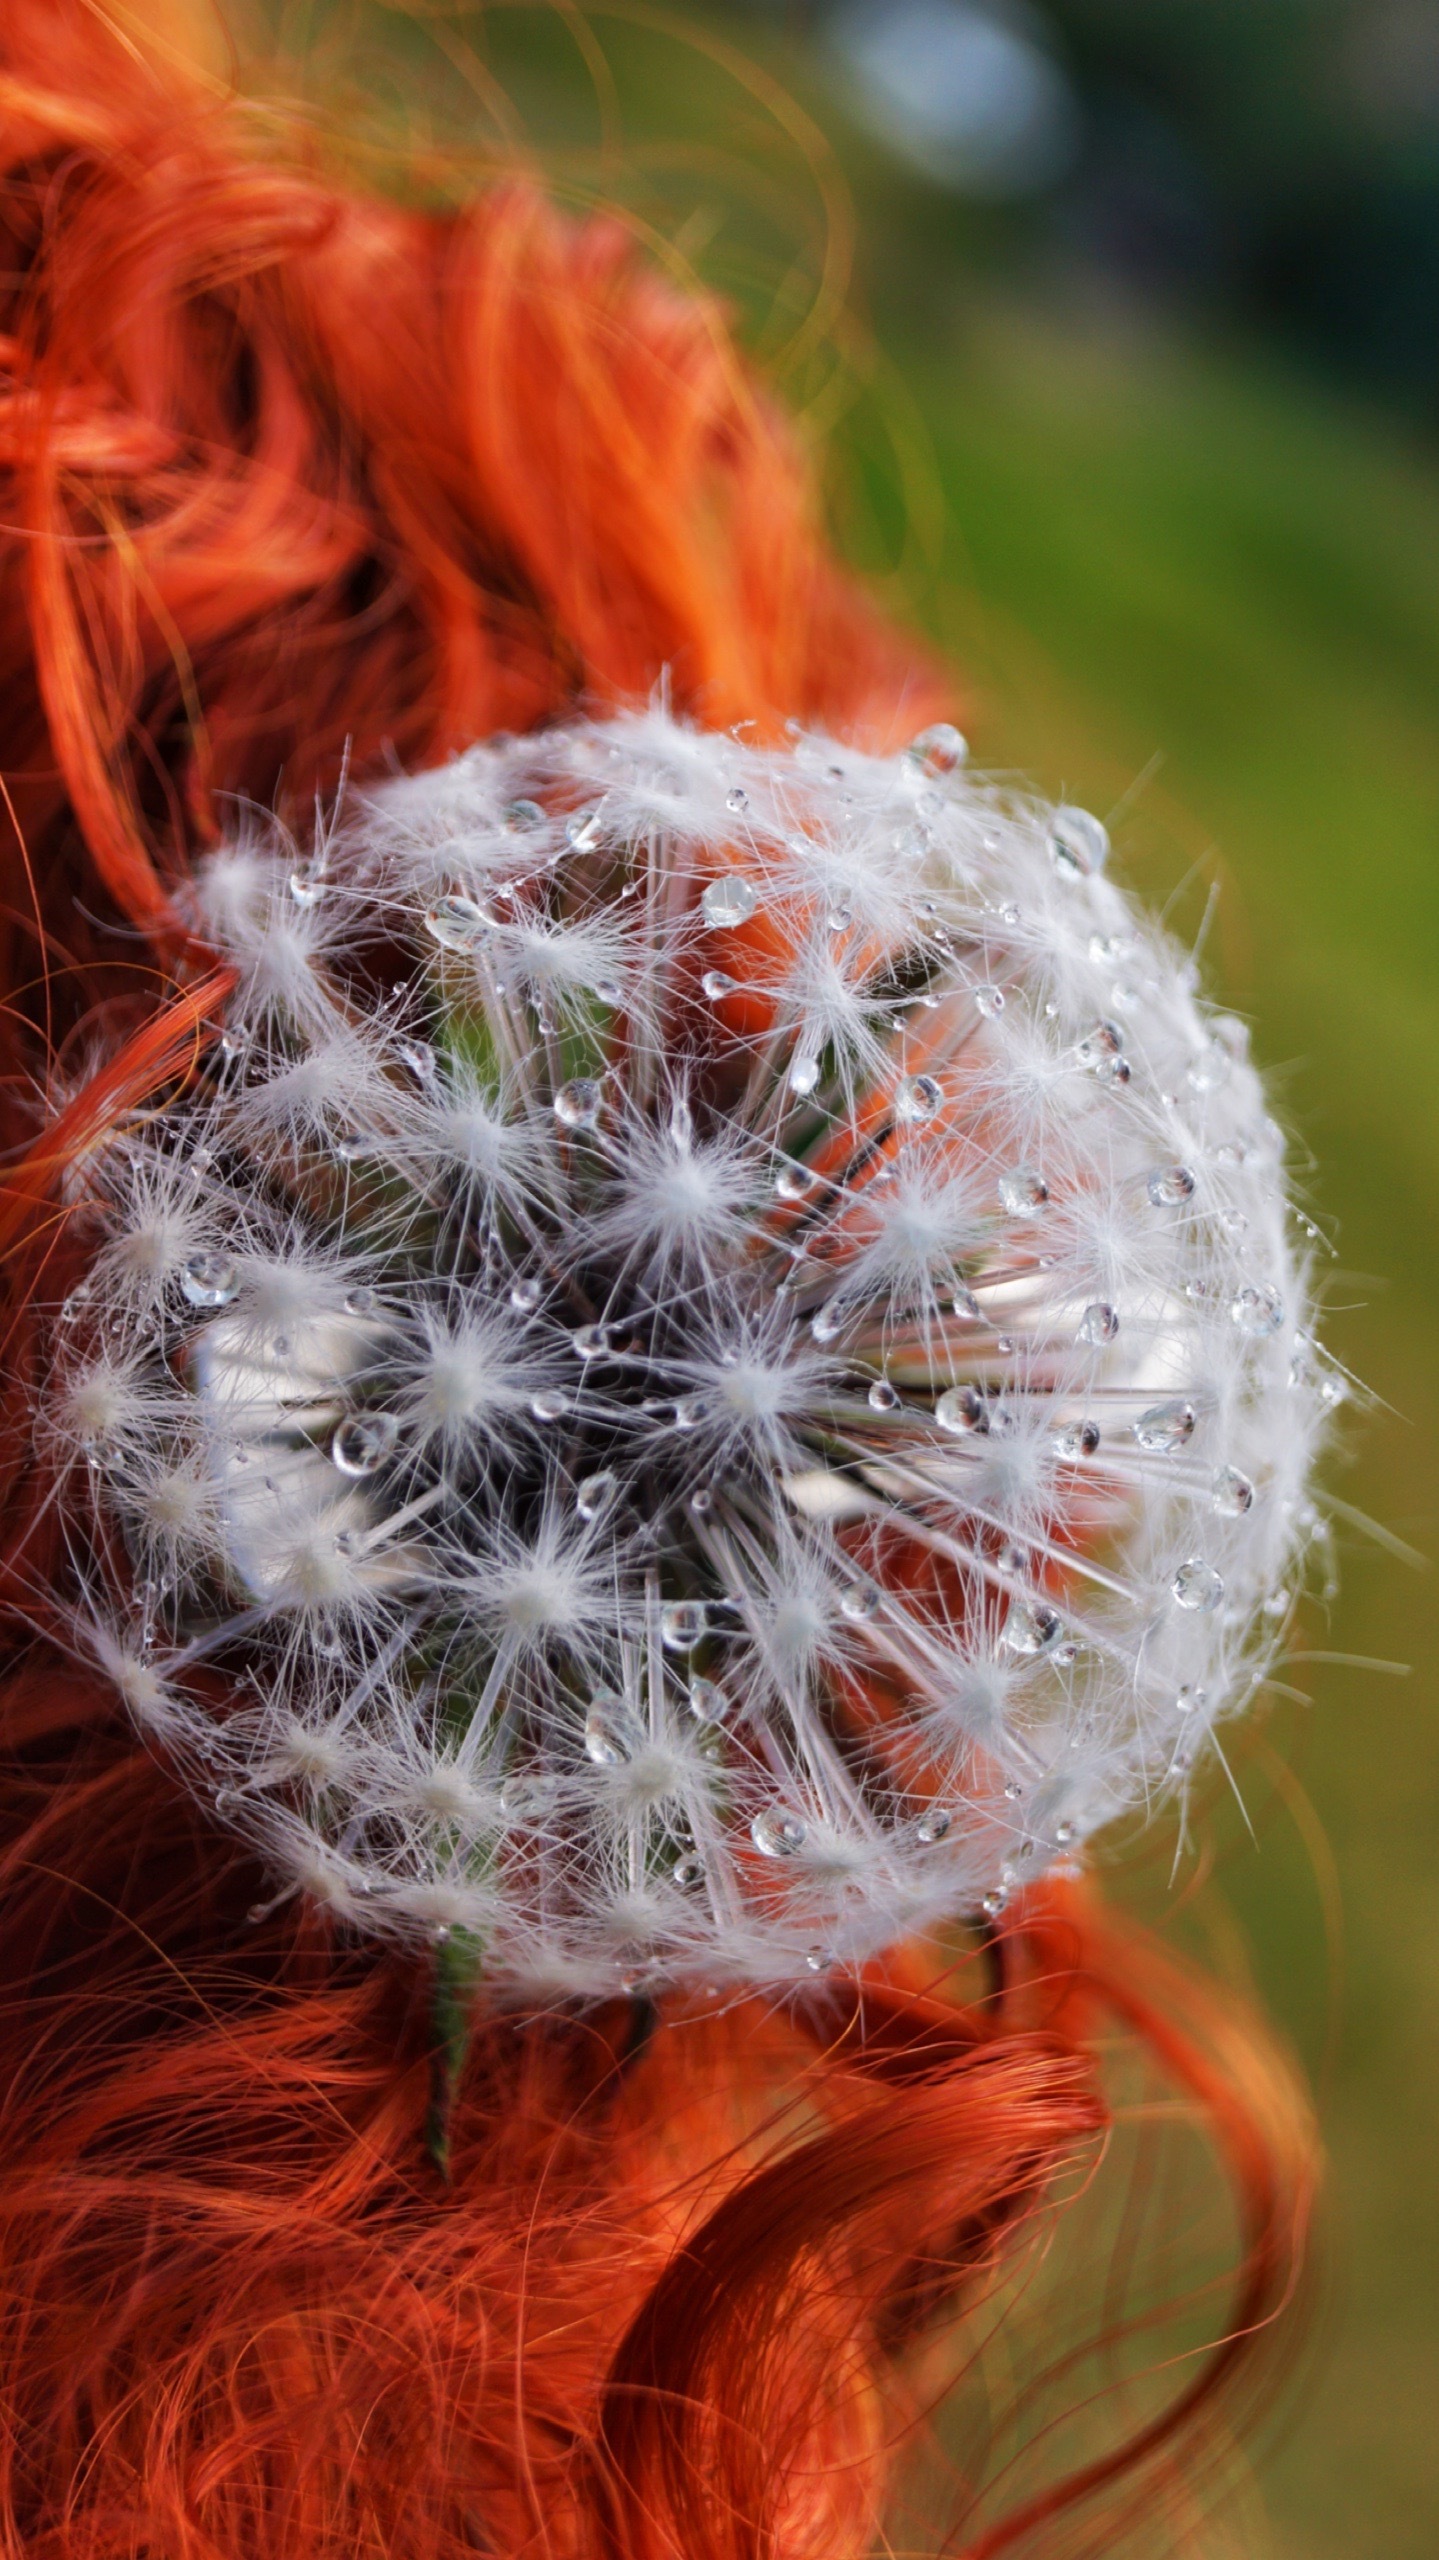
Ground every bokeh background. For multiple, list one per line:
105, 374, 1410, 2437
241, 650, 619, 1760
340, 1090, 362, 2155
224, 1, 1439, 2546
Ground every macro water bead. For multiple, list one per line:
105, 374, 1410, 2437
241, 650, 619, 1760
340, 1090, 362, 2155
48, 709, 1331, 1997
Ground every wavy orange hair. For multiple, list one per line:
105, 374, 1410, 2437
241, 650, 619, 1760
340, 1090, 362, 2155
0, 9, 1316, 2555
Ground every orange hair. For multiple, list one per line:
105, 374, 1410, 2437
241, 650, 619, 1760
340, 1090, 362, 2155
0, 9, 1316, 2555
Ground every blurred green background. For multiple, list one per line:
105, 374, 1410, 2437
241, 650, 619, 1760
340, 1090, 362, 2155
246, 2, 1439, 2546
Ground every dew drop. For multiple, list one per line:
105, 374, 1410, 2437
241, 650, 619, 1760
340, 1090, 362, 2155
1078, 1302, 1119, 1347
564, 807, 604, 854
344, 1287, 377, 1317
1003, 1597, 1065, 1656
981, 1887, 1008, 1919
952, 1286, 982, 1322
998, 1167, 1048, 1218
1053, 1819, 1077, 1847
701, 875, 758, 929
1048, 806, 1109, 879
673, 1394, 706, 1430
916, 1805, 952, 1844
1172, 1557, 1224, 1613
289, 866, 324, 908
751, 1805, 808, 1859
425, 895, 489, 951
397, 1038, 436, 1083
1052, 1418, 1100, 1460
688, 1485, 715, 1516
584, 1699, 628, 1766
504, 798, 546, 831
181, 1251, 239, 1310
935, 1383, 986, 1435
702, 969, 739, 1001
1176, 1684, 1208, 1715
1229, 1282, 1285, 1337
575, 1469, 618, 1522
895, 1073, 943, 1125
530, 1388, 570, 1422
571, 1322, 610, 1358
975, 985, 1005, 1018
906, 721, 967, 778
661, 1601, 709, 1653
725, 787, 749, 815
827, 904, 853, 932
509, 1276, 543, 1313
1076, 1020, 1124, 1072
810, 1303, 842, 1344
593, 977, 623, 1007
1211, 1465, 1255, 1516
804, 1946, 833, 1973
553, 1079, 603, 1131
840, 1581, 882, 1622
1147, 1164, 1196, 1208
689, 1679, 725, 1721
1134, 1399, 1195, 1453
332, 1412, 400, 1477
868, 1378, 901, 1413
775, 1160, 818, 1202
671, 1854, 706, 1888
788, 1055, 821, 1097
335, 1132, 375, 1166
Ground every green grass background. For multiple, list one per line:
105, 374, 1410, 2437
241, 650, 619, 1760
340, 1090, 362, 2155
251, 7, 1439, 2545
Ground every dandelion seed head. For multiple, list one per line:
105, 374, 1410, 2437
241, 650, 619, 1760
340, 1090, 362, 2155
43, 711, 1333, 1995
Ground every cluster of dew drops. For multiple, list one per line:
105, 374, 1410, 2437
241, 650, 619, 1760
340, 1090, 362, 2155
49, 711, 1340, 1994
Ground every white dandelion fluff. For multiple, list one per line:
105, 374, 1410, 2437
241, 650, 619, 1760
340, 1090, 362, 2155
42, 707, 1334, 1996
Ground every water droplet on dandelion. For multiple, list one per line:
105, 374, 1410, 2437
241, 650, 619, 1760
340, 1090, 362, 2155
975, 986, 1005, 1019
565, 807, 603, 853
181, 1252, 239, 1310
935, 1383, 986, 1434
661, 1601, 709, 1653
397, 1038, 436, 1083
504, 798, 546, 831
725, 787, 749, 814
1211, 1466, 1254, 1515
1147, 1165, 1195, 1208
827, 904, 853, 932
289, 866, 324, 908
1048, 807, 1109, 879
701, 875, 758, 929
1134, 1399, 1195, 1453
751, 1805, 807, 1858
868, 1378, 900, 1413
584, 1701, 627, 1766
1003, 1597, 1065, 1656
916, 1806, 951, 1843
425, 895, 489, 952
1172, 1557, 1224, 1613
575, 1470, 618, 1521
509, 1276, 543, 1314
841, 1582, 882, 1622
702, 969, 739, 1001
571, 1322, 609, 1358
530, 1388, 569, 1422
1052, 1419, 1100, 1460
789, 1056, 821, 1098
1077, 1020, 1124, 1073
553, 1079, 602, 1131
1229, 1282, 1284, 1336
998, 1167, 1047, 1217
906, 721, 967, 778
331, 1412, 400, 1477
1078, 1302, 1119, 1347
672, 1854, 706, 1888
895, 1073, 942, 1125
